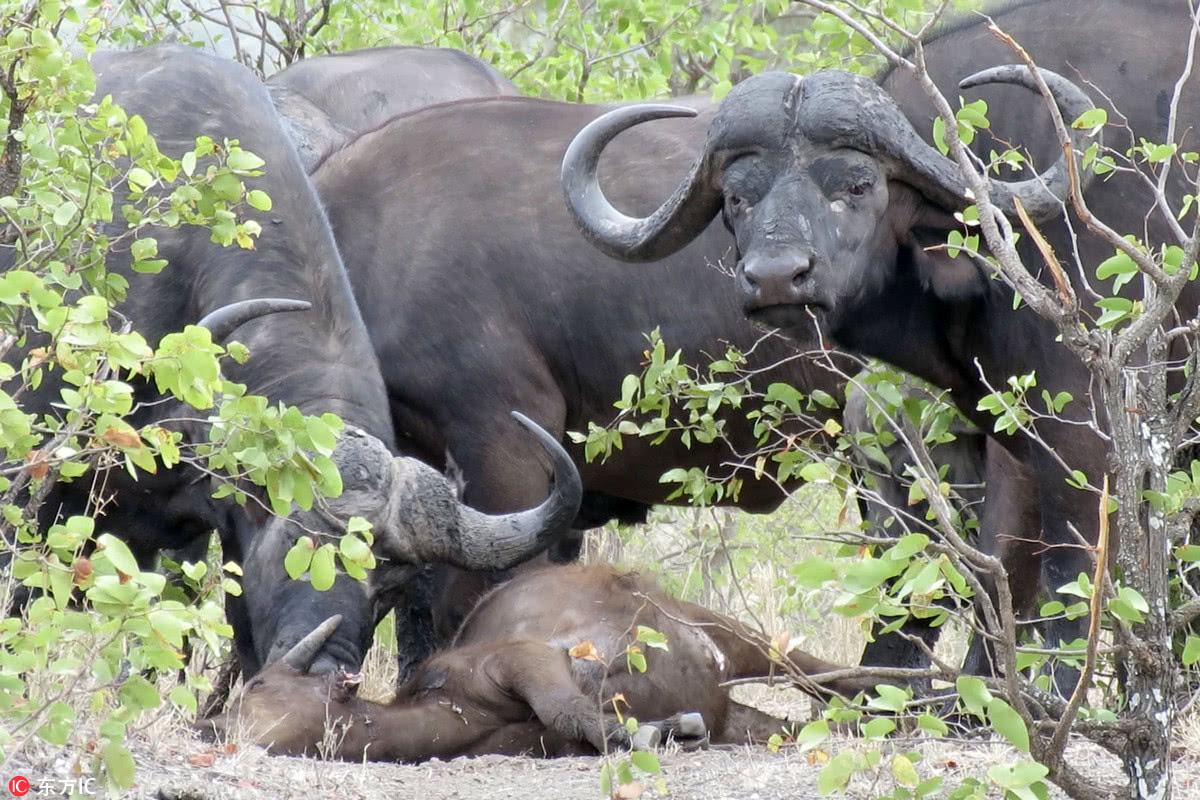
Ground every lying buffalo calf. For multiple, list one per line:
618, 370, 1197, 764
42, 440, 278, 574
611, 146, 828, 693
204, 563, 880, 759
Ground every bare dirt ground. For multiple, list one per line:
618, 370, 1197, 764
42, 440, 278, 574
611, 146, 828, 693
9, 725, 1200, 800
8, 683, 1200, 800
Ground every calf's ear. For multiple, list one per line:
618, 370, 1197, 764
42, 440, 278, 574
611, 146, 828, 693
907, 228, 989, 301
331, 669, 362, 702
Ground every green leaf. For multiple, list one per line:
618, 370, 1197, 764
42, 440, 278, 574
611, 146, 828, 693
987, 697, 1030, 752
126, 167, 153, 191
97, 533, 140, 577
339, 533, 371, 563
169, 685, 197, 714
956, 675, 992, 718
131, 258, 167, 275
796, 719, 829, 751
52, 200, 78, 226
932, 116, 949, 155
862, 716, 896, 739
888, 533, 930, 560
120, 674, 161, 710
1095, 251, 1136, 280
227, 149, 266, 171
246, 189, 272, 211
635, 625, 669, 650
310, 543, 337, 591
1072, 107, 1107, 130
630, 749, 661, 774
102, 741, 137, 788
917, 713, 948, 736
284, 536, 315, 579
892, 754, 920, 788
987, 760, 1049, 800
818, 751, 857, 794
867, 684, 909, 713
1182, 635, 1200, 666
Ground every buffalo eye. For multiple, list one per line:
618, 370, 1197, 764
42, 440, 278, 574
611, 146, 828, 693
727, 194, 748, 214
847, 179, 872, 198
245, 677, 264, 692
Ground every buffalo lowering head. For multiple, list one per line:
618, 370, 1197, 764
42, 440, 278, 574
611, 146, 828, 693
201, 615, 356, 755
561, 66, 1095, 335
243, 410, 581, 674
194, 302, 582, 676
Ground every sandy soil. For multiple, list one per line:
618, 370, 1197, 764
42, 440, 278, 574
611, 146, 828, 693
10, 731, 1199, 800
8, 693, 1200, 800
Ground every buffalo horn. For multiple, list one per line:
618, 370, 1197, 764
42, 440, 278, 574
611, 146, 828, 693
435, 411, 583, 569
958, 64, 1100, 215
793, 66, 1096, 223
280, 614, 343, 672
561, 104, 723, 262
196, 298, 313, 343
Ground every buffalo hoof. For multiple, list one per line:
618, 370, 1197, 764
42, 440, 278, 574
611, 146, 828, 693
631, 724, 662, 751
676, 712, 707, 739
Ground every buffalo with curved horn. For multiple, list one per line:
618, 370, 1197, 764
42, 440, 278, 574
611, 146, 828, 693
308, 80, 995, 682
6, 44, 579, 680
562, 63, 1098, 693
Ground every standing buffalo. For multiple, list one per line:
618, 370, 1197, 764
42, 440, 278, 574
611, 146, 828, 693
309, 81, 995, 678
310, 95, 846, 648
204, 562, 881, 758
10, 44, 579, 679
561, 3, 1167, 693
266, 46, 520, 172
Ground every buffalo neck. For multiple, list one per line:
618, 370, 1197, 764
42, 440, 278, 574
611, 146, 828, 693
325, 695, 508, 762
830, 268, 1092, 451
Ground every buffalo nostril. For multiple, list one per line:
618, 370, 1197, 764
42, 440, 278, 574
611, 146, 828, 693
741, 265, 760, 289
792, 255, 812, 284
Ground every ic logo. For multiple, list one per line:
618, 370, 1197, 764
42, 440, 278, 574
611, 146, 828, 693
7, 776, 29, 797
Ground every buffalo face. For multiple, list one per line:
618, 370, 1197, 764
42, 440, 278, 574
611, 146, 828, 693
722, 145, 900, 332
562, 67, 1096, 337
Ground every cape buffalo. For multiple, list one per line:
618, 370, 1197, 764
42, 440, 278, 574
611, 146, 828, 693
10, 44, 580, 679
310, 96, 833, 646
266, 46, 519, 172
309, 82, 996, 679
204, 562, 881, 758
561, 53, 1103, 693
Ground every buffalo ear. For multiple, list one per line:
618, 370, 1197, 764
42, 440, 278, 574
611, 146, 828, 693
907, 228, 989, 301
331, 669, 362, 702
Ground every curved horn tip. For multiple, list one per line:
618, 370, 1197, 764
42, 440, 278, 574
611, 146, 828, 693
509, 411, 563, 445
510, 410, 538, 430
280, 614, 344, 671
196, 297, 313, 342
958, 64, 1028, 90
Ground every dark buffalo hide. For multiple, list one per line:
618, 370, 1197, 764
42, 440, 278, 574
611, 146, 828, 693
266, 46, 520, 173
6, 44, 579, 680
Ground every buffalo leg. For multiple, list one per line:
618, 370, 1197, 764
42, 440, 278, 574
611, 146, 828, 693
961, 442, 1043, 683
712, 700, 791, 745
497, 641, 622, 753
392, 566, 437, 683
849, 375, 988, 695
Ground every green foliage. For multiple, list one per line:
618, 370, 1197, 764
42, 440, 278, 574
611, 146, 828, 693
0, 0, 367, 786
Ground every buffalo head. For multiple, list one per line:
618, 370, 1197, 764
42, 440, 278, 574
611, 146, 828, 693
201, 615, 354, 754
561, 66, 1095, 334
193, 302, 582, 676
242, 410, 582, 674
